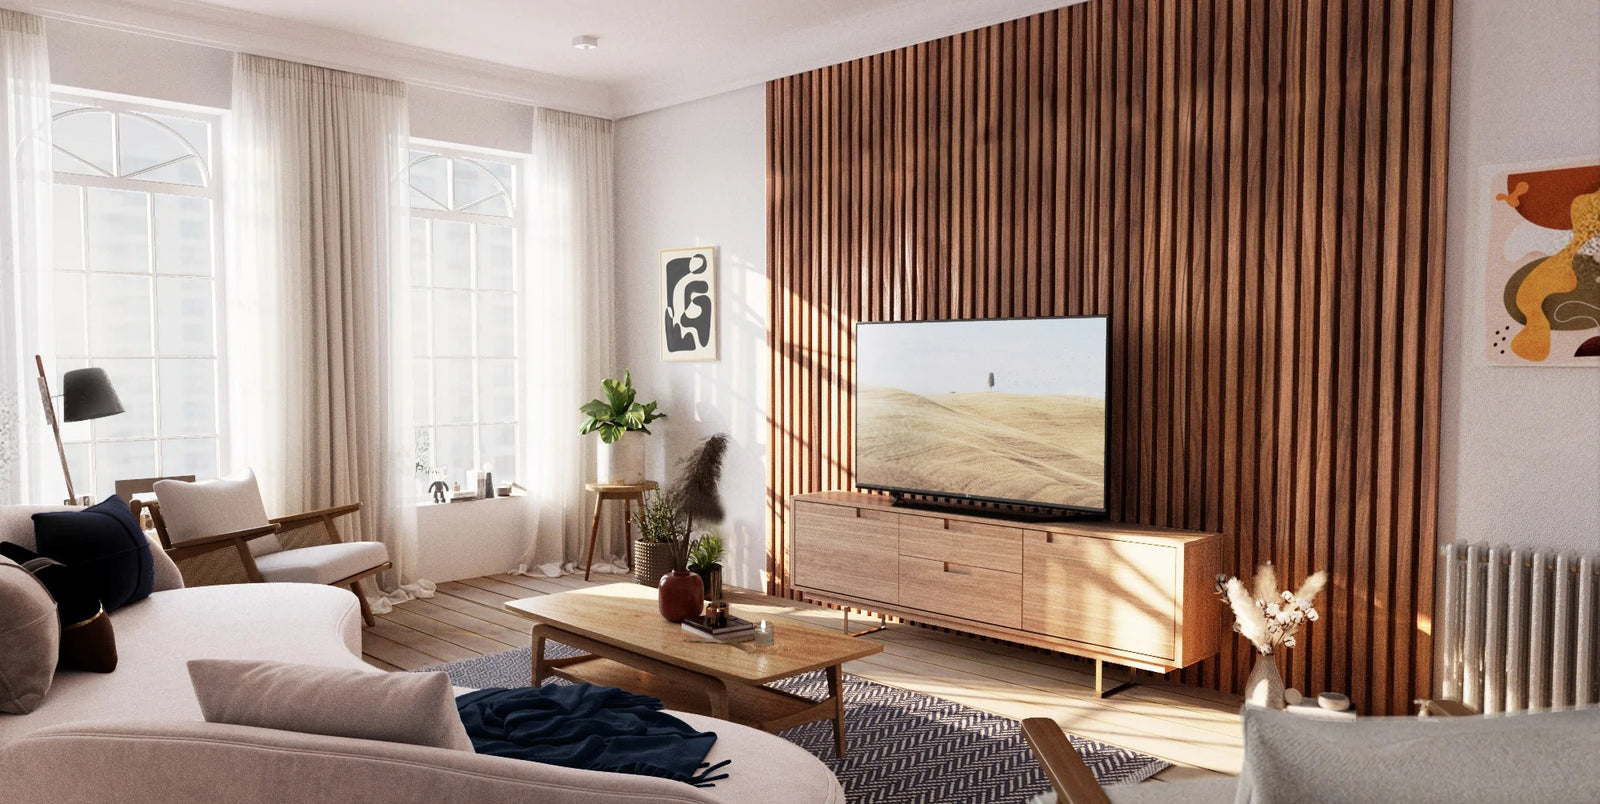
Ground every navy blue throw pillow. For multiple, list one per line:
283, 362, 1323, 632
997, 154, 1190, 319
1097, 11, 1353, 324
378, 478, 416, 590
32, 495, 154, 612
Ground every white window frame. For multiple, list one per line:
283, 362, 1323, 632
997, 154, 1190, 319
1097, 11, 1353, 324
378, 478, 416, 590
408, 139, 524, 492
49, 87, 230, 497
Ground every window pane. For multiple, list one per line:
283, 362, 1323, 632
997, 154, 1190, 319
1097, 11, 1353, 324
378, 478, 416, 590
410, 293, 431, 357
433, 359, 474, 425
432, 220, 472, 288
93, 358, 156, 439
409, 220, 429, 286
54, 185, 84, 271
148, 113, 210, 166
88, 274, 153, 356
53, 109, 114, 177
477, 292, 515, 357
120, 113, 192, 178
161, 437, 218, 479
477, 224, 514, 290
410, 154, 447, 209
453, 159, 502, 212
153, 194, 212, 275
156, 276, 214, 355
433, 425, 475, 484
412, 359, 433, 426
433, 289, 473, 356
480, 423, 516, 482
93, 440, 157, 499
479, 359, 515, 422
85, 188, 151, 273
57, 442, 90, 501
54, 272, 88, 356
137, 159, 206, 186
158, 358, 217, 435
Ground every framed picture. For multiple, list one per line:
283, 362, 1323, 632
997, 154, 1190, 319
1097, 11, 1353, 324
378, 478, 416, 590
660, 246, 719, 362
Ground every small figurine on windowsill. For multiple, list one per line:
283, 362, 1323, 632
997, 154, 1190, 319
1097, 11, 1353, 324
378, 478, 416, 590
428, 480, 448, 504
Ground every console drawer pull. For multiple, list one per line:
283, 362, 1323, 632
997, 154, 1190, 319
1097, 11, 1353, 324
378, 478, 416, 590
943, 562, 973, 575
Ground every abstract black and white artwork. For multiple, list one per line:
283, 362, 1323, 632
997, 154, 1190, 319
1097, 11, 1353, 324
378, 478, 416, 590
660, 246, 718, 361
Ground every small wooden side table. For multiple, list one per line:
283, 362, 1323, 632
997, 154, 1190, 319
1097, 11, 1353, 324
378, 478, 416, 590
583, 481, 658, 581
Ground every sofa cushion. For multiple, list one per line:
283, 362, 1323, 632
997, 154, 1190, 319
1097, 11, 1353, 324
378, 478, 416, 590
253, 539, 388, 585
0, 555, 59, 714
0, 582, 370, 747
1235, 705, 1600, 804
31, 496, 155, 611
189, 659, 473, 752
154, 470, 282, 556
0, 543, 117, 673
0, 505, 182, 593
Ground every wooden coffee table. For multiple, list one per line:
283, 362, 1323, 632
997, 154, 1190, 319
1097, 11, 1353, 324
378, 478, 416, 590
504, 583, 883, 757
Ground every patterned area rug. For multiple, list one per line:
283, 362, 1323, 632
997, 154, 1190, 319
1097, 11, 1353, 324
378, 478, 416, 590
419, 645, 1170, 803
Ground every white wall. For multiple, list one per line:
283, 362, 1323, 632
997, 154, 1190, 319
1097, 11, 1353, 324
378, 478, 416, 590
1439, 0, 1600, 554
614, 85, 769, 591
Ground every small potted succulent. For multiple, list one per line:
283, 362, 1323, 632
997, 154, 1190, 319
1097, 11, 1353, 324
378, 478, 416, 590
687, 531, 725, 603
578, 370, 666, 485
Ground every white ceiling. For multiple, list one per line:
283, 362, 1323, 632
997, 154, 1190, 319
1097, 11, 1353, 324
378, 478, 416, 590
25, 0, 1075, 118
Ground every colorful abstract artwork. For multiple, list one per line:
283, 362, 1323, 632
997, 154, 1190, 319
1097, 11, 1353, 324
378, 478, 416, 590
1485, 160, 1600, 366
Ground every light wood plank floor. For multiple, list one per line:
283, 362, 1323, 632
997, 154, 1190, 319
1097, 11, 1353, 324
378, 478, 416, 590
363, 573, 1241, 785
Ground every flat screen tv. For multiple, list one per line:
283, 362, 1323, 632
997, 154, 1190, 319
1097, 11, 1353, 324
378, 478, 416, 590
854, 316, 1108, 516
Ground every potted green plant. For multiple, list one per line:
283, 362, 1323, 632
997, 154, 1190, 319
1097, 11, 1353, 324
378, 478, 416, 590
687, 531, 725, 603
631, 489, 685, 587
578, 370, 666, 484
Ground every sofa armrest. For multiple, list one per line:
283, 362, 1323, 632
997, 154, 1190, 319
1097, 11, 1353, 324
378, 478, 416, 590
1021, 718, 1112, 804
0, 720, 725, 804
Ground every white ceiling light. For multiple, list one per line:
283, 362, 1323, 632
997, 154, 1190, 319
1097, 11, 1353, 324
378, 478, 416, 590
572, 35, 599, 51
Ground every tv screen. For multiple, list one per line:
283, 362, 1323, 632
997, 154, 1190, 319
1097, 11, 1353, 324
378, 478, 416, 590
854, 316, 1108, 514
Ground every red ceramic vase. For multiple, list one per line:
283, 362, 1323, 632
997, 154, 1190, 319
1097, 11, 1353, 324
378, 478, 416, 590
658, 570, 705, 622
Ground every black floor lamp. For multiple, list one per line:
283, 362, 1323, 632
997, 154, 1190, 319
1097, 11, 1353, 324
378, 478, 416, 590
34, 355, 123, 505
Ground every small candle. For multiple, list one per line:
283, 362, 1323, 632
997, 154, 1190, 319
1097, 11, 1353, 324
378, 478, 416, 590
753, 620, 775, 647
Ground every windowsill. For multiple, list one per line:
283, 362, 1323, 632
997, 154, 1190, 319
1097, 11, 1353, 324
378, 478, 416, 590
417, 492, 525, 509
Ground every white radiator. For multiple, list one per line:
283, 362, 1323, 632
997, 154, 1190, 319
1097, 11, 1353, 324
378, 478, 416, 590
1436, 543, 1599, 713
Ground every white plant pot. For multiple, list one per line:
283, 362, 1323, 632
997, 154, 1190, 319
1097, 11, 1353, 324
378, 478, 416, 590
596, 431, 646, 485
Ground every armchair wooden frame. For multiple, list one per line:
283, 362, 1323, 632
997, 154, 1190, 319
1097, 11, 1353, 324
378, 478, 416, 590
1021, 718, 1113, 804
132, 499, 389, 627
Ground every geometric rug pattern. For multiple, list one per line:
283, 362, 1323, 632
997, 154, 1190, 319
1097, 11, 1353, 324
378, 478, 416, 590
419, 645, 1170, 803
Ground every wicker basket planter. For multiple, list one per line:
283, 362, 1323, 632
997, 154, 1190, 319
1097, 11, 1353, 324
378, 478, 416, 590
633, 541, 675, 587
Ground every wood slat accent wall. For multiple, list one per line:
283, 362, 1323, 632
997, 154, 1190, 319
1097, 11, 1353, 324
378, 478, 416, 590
766, 0, 1452, 715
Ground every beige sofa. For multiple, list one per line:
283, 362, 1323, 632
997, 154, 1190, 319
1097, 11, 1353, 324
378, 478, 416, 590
0, 505, 844, 803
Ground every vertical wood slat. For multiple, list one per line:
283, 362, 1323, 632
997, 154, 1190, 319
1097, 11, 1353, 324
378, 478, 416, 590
764, 0, 1451, 715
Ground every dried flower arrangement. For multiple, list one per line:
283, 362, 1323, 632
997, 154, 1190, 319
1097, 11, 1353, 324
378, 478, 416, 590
1216, 563, 1327, 655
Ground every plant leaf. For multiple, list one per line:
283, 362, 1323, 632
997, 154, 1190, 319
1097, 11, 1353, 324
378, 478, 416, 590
598, 423, 623, 444
580, 400, 612, 420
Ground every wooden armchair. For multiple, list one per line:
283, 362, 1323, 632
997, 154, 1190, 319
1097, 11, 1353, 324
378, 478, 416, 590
136, 470, 390, 627
1021, 718, 1113, 804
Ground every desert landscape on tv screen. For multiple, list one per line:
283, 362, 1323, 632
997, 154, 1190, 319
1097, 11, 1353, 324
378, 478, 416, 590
856, 319, 1106, 511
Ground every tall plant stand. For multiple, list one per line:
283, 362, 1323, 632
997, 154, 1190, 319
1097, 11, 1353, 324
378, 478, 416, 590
583, 481, 658, 581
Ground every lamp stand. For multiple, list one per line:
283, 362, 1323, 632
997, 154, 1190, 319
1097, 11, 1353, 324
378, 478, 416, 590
34, 354, 77, 503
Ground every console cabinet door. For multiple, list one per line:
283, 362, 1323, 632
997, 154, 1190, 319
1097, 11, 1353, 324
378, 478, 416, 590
1022, 531, 1177, 661
791, 501, 899, 605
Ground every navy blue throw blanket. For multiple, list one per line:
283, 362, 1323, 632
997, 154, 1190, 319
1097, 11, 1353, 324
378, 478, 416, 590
456, 684, 730, 787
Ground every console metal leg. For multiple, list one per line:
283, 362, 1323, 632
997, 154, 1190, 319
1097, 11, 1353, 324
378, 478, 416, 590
1095, 659, 1138, 698
843, 609, 887, 637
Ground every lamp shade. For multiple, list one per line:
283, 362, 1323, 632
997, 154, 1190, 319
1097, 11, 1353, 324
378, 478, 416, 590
62, 368, 124, 422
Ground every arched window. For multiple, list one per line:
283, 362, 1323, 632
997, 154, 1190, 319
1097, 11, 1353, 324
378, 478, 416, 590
407, 146, 522, 493
47, 93, 224, 500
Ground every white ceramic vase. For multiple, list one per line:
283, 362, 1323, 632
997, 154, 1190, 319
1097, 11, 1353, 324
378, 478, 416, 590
1245, 653, 1286, 709
596, 431, 646, 484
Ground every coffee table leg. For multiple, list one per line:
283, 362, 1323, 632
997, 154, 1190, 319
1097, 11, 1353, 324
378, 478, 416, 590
531, 630, 548, 686
827, 664, 846, 758
707, 680, 731, 720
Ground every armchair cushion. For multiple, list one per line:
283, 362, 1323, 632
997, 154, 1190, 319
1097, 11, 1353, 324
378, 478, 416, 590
31, 496, 155, 612
155, 470, 282, 557
1235, 705, 1600, 804
254, 540, 388, 585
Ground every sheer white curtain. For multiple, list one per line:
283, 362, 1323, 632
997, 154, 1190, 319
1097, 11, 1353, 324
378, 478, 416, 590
0, 9, 51, 505
228, 54, 427, 608
516, 108, 618, 575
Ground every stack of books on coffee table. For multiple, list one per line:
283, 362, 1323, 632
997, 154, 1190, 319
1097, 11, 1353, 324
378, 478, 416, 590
682, 614, 758, 643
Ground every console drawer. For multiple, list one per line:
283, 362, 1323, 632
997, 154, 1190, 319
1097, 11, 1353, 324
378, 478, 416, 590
1022, 531, 1175, 660
898, 516, 1022, 574
792, 501, 898, 604
899, 555, 1021, 629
